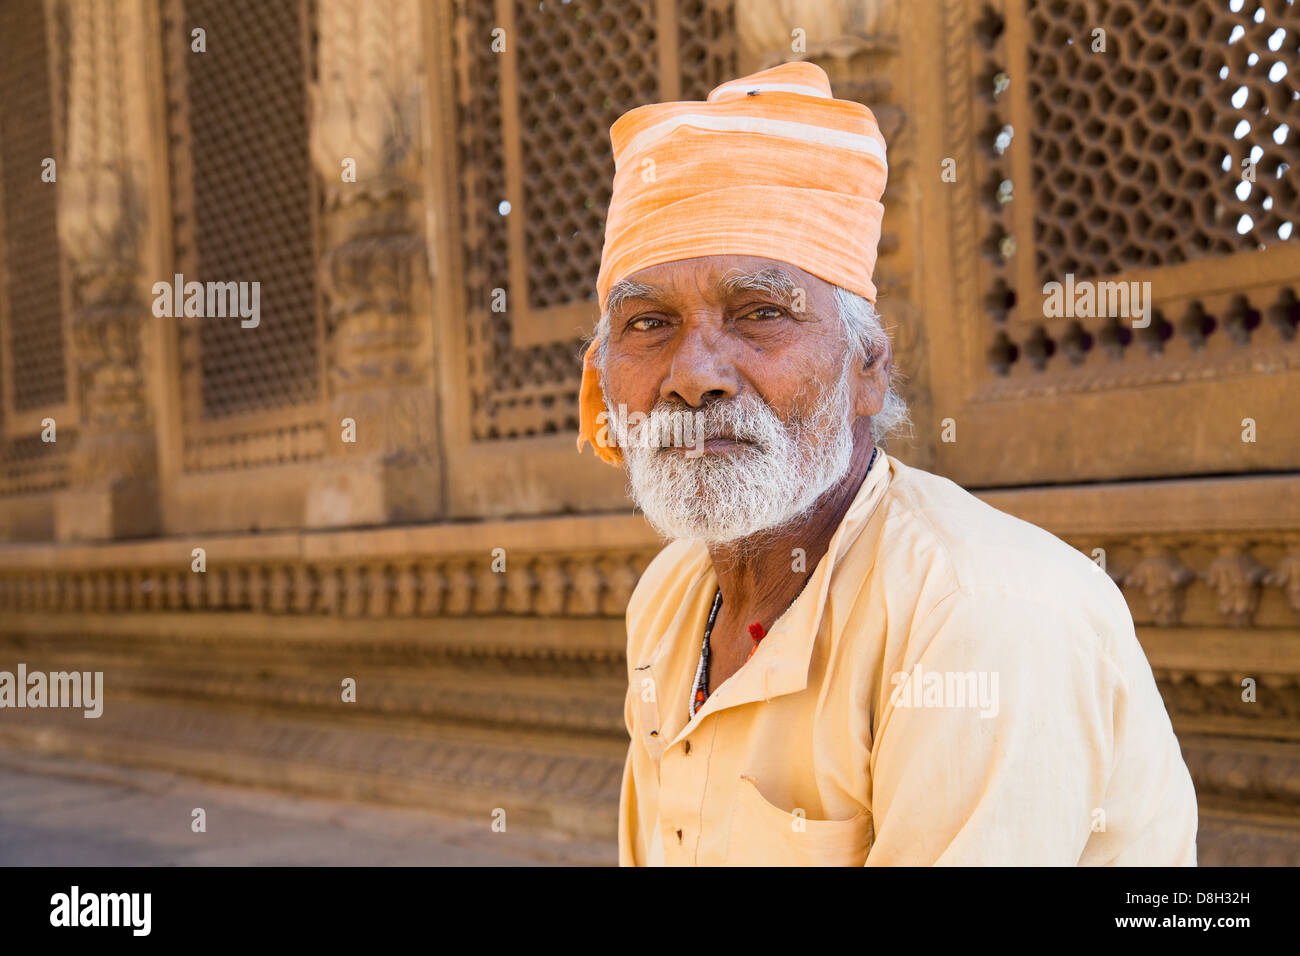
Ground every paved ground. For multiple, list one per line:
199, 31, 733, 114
0, 749, 614, 866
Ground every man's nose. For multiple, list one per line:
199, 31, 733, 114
659, 323, 737, 407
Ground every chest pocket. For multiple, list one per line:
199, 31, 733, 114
724, 775, 873, 866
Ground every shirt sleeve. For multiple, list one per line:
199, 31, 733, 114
864, 586, 1123, 865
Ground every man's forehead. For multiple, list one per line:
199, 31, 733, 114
607, 256, 819, 310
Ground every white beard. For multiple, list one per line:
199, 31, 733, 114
617, 357, 857, 546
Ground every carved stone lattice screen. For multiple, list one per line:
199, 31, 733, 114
162, 0, 326, 472
0, 0, 68, 419
936, 0, 1300, 485
450, 0, 736, 441
1027, 0, 1297, 281
0, 0, 71, 498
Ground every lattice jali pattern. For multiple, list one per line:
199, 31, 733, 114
0, 0, 68, 414
454, 0, 571, 441
962, 0, 1020, 364
678, 0, 738, 100
1026, 0, 1300, 285
516, 0, 660, 311
0, 433, 71, 496
164, 0, 321, 421
978, 278, 1300, 393
452, 0, 736, 441
181, 421, 326, 472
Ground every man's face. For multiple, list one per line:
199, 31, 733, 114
600, 254, 887, 545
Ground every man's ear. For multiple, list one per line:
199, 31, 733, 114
853, 337, 892, 418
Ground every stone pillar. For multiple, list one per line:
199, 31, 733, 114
54, 0, 159, 540
305, 0, 442, 528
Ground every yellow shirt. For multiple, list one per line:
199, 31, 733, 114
618, 450, 1198, 865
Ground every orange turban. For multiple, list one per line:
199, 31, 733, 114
578, 61, 889, 466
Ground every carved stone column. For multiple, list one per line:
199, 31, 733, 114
54, 0, 159, 540
305, 0, 442, 528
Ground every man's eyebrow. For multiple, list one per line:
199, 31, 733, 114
605, 279, 660, 315
717, 267, 800, 302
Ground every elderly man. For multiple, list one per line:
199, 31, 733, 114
577, 62, 1198, 865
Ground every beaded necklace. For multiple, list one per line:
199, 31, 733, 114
690, 588, 723, 717
688, 447, 879, 720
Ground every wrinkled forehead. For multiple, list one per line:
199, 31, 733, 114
603, 255, 831, 316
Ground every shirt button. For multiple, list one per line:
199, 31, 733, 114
676, 829, 683, 843
683, 740, 691, 754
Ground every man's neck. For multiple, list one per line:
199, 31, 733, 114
706, 418, 878, 629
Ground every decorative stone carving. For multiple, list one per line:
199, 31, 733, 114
474, 563, 504, 615
7, 532, 1300, 628
306, 0, 441, 528
444, 565, 475, 616
1205, 546, 1268, 628
53, 0, 159, 540
1123, 545, 1195, 627
570, 561, 604, 617
1265, 555, 1300, 615
536, 561, 571, 617
505, 560, 538, 615
417, 563, 447, 616
391, 564, 418, 617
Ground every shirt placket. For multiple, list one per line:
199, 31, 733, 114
657, 704, 716, 865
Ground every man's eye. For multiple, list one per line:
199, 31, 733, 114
628, 316, 666, 332
740, 306, 784, 321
